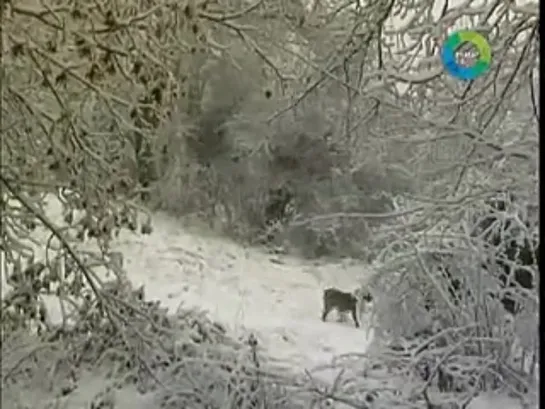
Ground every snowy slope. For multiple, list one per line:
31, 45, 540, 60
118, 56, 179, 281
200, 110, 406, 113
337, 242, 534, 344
79, 203, 374, 379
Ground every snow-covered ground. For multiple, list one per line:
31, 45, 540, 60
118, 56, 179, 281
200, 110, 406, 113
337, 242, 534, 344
35, 197, 375, 372
1, 196, 527, 409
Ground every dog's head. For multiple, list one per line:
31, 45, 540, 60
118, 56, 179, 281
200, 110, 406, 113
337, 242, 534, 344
354, 287, 374, 304
361, 291, 373, 303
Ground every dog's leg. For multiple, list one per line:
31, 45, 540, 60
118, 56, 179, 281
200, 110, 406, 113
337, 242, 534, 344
322, 306, 330, 322
351, 306, 360, 328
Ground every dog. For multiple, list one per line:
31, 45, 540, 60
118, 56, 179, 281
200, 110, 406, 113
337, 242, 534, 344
321, 287, 373, 328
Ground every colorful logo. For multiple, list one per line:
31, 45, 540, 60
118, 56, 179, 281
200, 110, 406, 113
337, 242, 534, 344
441, 30, 492, 80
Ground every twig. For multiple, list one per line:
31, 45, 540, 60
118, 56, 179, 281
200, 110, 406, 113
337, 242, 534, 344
0, 175, 107, 313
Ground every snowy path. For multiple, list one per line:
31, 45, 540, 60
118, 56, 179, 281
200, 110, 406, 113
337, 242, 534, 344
1, 197, 375, 378
40, 200, 376, 380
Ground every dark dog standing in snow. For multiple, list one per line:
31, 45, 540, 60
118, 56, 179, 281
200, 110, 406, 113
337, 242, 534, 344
321, 287, 373, 328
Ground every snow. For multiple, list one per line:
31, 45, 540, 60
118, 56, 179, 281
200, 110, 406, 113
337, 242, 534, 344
101, 214, 375, 377
28, 196, 374, 376
1, 195, 528, 409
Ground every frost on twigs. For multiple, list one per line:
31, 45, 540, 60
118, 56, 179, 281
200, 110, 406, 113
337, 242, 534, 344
0, 180, 154, 336
364, 192, 539, 408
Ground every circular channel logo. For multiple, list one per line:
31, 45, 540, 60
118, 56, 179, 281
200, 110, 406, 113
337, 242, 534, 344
441, 30, 492, 80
